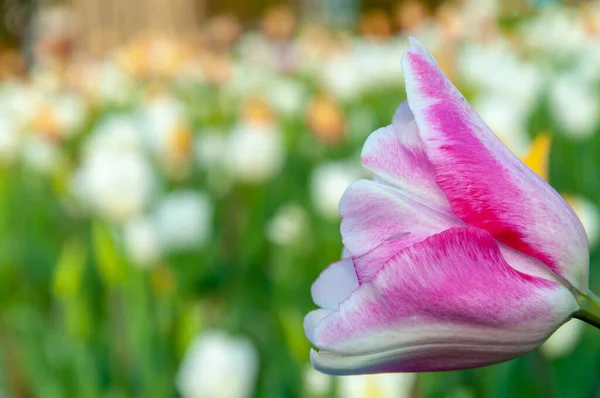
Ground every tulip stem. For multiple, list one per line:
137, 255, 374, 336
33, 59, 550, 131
574, 291, 600, 329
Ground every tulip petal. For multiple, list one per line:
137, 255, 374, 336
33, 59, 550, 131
311, 259, 359, 310
361, 102, 449, 208
402, 37, 588, 291
307, 227, 578, 375
340, 179, 462, 282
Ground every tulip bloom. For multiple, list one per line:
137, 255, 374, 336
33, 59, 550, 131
305, 38, 600, 375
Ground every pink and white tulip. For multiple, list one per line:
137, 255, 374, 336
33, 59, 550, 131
305, 38, 600, 375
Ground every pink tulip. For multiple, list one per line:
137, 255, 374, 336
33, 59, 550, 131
305, 38, 600, 375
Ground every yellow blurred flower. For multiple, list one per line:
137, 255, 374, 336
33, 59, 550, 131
521, 133, 551, 181
30, 104, 61, 141
115, 40, 147, 78
242, 97, 275, 126
167, 123, 194, 166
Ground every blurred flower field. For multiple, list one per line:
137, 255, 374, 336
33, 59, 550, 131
1, 1, 600, 397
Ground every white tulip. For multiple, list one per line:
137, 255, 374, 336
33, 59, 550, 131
549, 72, 599, 140
75, 116, 153, 222
77, 150, 154, 222
194, 131, 227, 170
21, 136, 62, 173
154, 191, 212, 252
473, 93, 531, 157
569, 196, 600, 248
177, 330, 259, 398
123, 217, 161, 267
541, 319, 585, 359
338, 373, 417, 398
303, 366, 333, 397
266, 204, 308, 246
0, 114, 19, 163
227, 123, 284, 183
310, 162, 363, 219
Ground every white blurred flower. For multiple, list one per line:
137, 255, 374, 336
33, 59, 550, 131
140, 97, 193, 176
227, 123, 284, 183
304, 366, 333, 397
520, 6, 588, 58
176, 330, 259, 398
141, 97, 187, 153
195, 130, 227, 170
195, 131, 234, 195
320, 40, 405, 101
338, 373, 417, 398
549, 72, 599, 139
460, 0, 499, 39
222, 62, 273, 102
29, 67, 62, 92
473, 93, 531, 157
95, 62, 136, 104
237, 33, 299, 73
124, 217, 161, 267
310, 162, 363, 219
75, 150, 154, 222
268, 78, 306, 115
0, 114, 20, 163
154, 191, 212, 252
27, 93, 87, 140
222, 64, 304, 115
52, 93, 87, 136
85, 114, 144, 152
459, 41, 545, 110
266, 203, 308, 246
75, 116, 153, 222
0, 83, 44, 126
21, 136, 62, 173
573, 43, 600, 83
320, 53, 361, 100
541, 319, 585, 359
568, 196, 600, 248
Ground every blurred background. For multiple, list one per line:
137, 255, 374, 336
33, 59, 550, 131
0, 0, 600, 397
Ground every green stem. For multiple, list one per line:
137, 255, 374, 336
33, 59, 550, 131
574, 291, 600, 329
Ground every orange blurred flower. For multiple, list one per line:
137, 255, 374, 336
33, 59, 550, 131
435, 3, 463, 41
360, 9, 393, 40
203, 15, 242, 52
581, 3, 600, 37
394, 1, 429, 32
198, 51, 233, 86
0, 49, 25, 78
306, 95, 346, 144
262, 5, 296, 42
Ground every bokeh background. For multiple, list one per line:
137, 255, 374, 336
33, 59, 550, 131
0, 0, 600, 397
